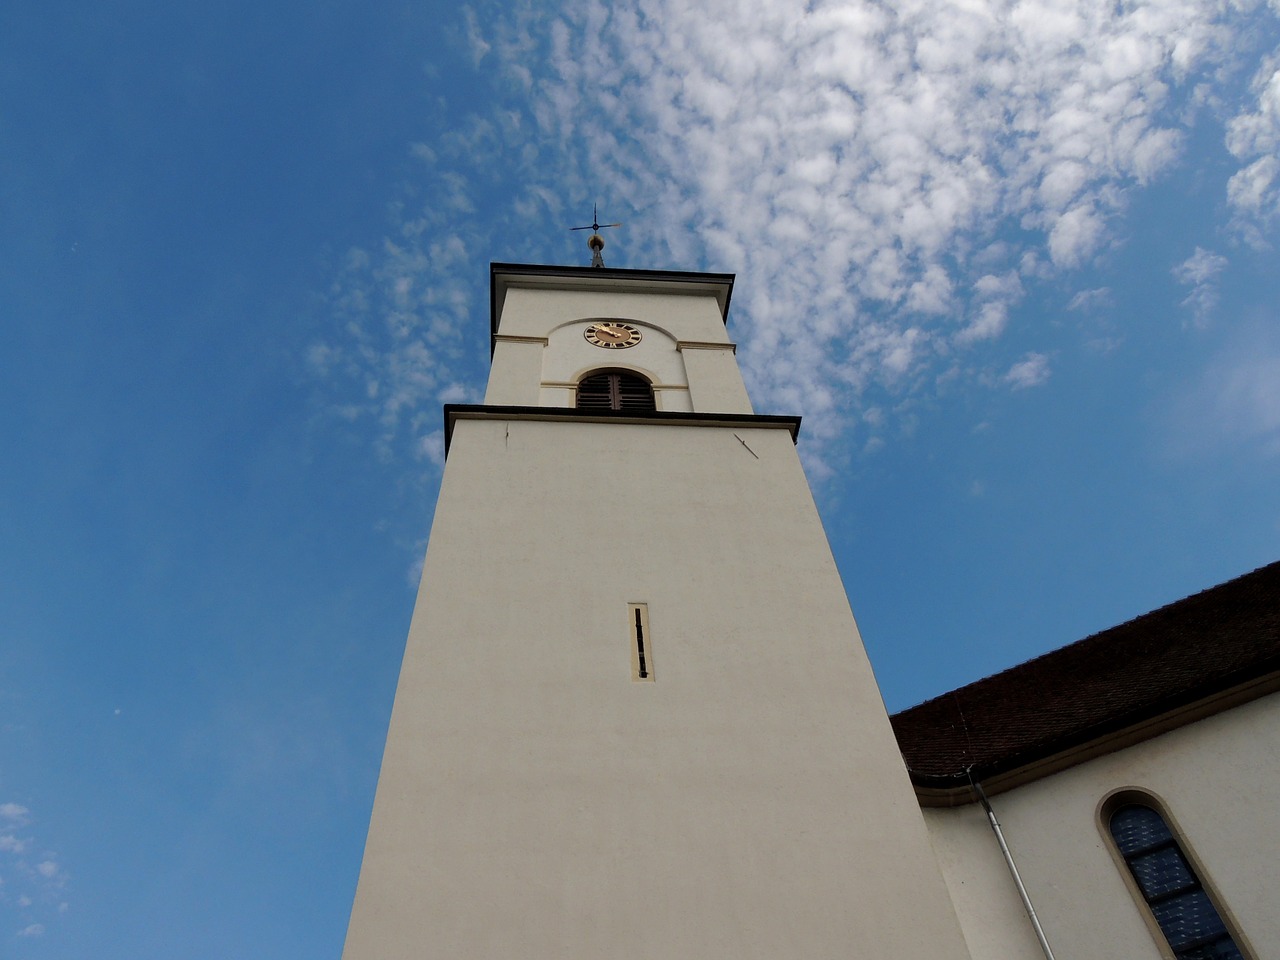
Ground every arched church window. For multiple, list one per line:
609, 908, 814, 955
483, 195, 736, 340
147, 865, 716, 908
576, 370, 655, 412
1108, 801, 1246, 960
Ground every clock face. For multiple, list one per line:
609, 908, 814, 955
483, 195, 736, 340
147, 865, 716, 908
584, 321, 642, 349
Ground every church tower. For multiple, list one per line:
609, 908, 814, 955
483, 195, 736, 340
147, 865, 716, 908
341, 259, 974, 959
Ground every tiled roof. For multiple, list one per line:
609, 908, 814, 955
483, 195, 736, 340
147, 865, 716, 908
890, 560, 1280, 796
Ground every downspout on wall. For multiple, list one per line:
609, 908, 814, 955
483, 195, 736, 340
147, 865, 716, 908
967, 770, 1058, 960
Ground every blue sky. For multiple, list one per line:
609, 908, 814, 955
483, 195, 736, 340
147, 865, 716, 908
2, 0, 1278, 954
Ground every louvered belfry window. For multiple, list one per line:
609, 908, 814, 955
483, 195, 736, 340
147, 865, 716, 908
576, 371, 655, 411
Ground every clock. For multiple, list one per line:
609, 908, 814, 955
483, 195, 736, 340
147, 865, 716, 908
584, 321, 642, 349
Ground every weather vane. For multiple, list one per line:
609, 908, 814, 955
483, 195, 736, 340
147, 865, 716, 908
570, 204, 622, 268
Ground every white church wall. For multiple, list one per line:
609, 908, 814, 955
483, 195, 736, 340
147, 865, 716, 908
485, 334, 545, 405
680, 342, 753, 413
923, 691, 1280, 959
343, 413, 974, 960
921, 803, 1049, 959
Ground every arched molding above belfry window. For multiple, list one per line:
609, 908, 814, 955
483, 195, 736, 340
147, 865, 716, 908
566, 360, 659, 388
547, 316, 679, 344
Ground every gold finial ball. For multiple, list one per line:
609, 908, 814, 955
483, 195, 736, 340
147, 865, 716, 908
588, 233, 605, 251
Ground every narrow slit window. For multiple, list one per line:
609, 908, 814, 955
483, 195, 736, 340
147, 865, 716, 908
629, 603, 654, 682
1108, 802, 1246, 960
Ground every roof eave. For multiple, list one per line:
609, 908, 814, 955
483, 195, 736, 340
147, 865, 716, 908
905, 666, 1280, 806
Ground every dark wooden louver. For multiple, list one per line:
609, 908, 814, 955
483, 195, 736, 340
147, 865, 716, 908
576, 371, 655, 411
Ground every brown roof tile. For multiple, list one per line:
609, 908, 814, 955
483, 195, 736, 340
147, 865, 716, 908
889, 560, 1280, 792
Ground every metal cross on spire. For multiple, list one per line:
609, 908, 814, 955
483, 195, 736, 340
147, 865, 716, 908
570, 204, 622, 267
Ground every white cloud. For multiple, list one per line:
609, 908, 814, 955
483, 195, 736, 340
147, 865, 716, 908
1166, 319, 1280, 457
1067, 287, 1112, 312
305, 342, 340, 377
1200, 350, 1280, 453
0, 803, 69, 933
1004, 352, 1051, 389
318, 227, 483, 469
488, 0, 1278, 456
462, 6, 492, 65
1173, 247, 1228, 327
959, 272, 1026, 343
1226, 52, 1280, 231
415, 430, 446, 469
0, 804, 29, 824
1174, 247, 1229, 286
1047, 203, 1107, 268
1228, 156, 1279, 216
320, 0, 1279, 476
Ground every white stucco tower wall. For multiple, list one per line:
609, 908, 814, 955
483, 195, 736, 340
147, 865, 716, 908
341, 263, 973, 960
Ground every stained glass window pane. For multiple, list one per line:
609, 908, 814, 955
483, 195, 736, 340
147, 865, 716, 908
1129, 846, 1197, 900
1111, 804, 1173, 854
1151, 891, 1228, 949
1108, 802, 1245, 960
1179, 939, 1245, 960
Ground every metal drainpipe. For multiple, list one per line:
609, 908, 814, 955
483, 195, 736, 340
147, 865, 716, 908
967, 770, 1058, 960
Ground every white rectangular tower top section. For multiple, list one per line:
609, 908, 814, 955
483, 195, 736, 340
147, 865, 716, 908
489, 262, 735, 351
485, 262, 752, 414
